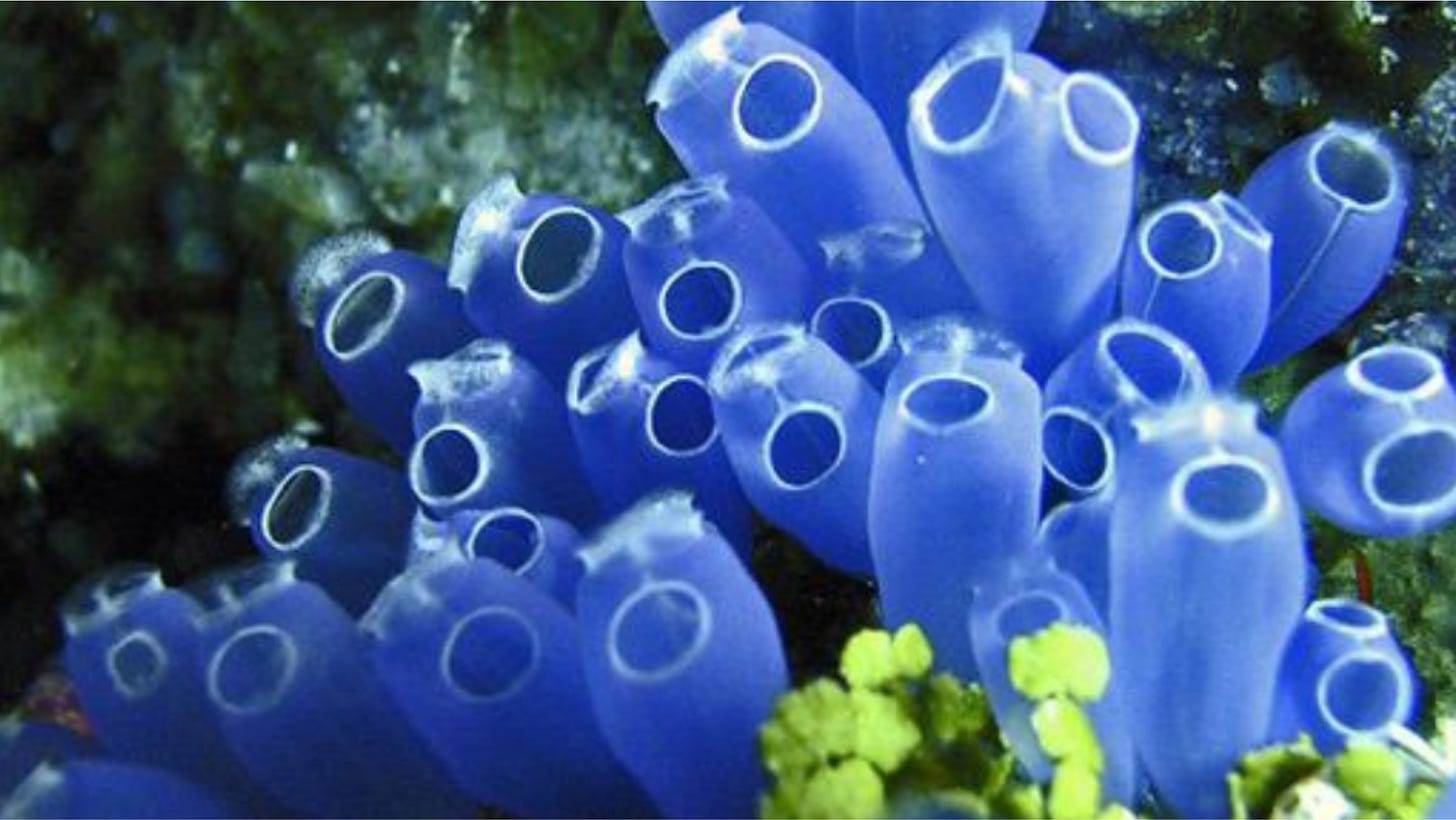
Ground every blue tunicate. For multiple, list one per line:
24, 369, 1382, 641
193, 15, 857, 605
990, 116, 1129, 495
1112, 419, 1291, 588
1109, 398, 1306, 819
908, 40, 1140, 375
295, 240, 477, 454
408, 339, 596, 523
1268, 599, 1418, 754
1041, 318, 1209, 495
819, 220, 977, 325
363, 555, 653, 818
0, 720, 95, 801
60, 567, 277, 814
446, 506, 585, 610
968, 558, 1135, 806
649, 11, 932, 260
647, 1, 859, 78
1279, 343, 1456, 537
1120, 192, 1273, 385
1, 761, 237, 820
809, 296, 902, 391
575, 494, 788, 819
233, 439, 415, 615
567, 333, 753, 549
202, 564, 472, 818
621, 176, 813, 373
1239, 121, 1409, 369
868, 319, 1040, 678
446, 175, 637, 385
709, 323, 879, 575
1037, 493, 1114, 624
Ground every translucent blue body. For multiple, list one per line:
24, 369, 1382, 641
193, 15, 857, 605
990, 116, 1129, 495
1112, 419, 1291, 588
1, 761, 237, 820
1239, 122, 1408, 369
810, 296, 902, 391
447, 176, 637, 385
0, 721, 94, 801
1279, 344, 1456, 537
647, 1, 859, 77
1038, 493, 1114, 623
1268, 599, 1418, 754
408, 339, 595, 523
568, 333, 753, 549
446, 506, 584, 610
203, 567, 471, 818
575, 495, 789, 819
968, 559, 1134, 805
1041, 319, 1209, 495
908, 43, 1140, 375
621, 176, 813, 374
819, 220, 977, 324
1109, 399, 1306, 818
869, 325, 1041, 678
709, 324, 879, 575
1120, 192, 1273, 385
241, 444, 414, 615
363, 556, 653, 818
60, 568, 275, 814
650, 12, 929, 258
301, 248, 477, 454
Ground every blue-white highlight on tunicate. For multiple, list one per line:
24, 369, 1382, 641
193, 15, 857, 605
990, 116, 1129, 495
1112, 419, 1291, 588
1, 760, 238, 820
819, 220, 977, 324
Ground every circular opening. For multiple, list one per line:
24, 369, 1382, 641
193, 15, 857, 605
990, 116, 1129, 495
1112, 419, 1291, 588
734, 56, 821, 147
1103, 328, 1188, 403
1144, 208, 1218, 279
647, 376, 717, 456
442, 607, 538, 701
1350, 346, 1441, 398
997, 592, 1066, 642
411, 425, 490, 505
1313, 133, 1393, 208
261, 466, 329, 551
1062, 74, 1138, 161
812, 298, 891, 368
1368, 428, 1456, 510
609, 582, 711, 681
1042, 408, 1113, 492
101, 567, 163, 603
767, 406, 845, 490
1309, 599, 1386, 638
925, 54, 1006, 146
324, 272, 403, 359
107, 630, 167, 699
517, 209, 600, 300
1179, 460, 1272, 534
1319, 654, 1404, 734
660, 263, 741, 339
209, 626, 298, 714
469, 512, 544, 573
903, 376, 991, 429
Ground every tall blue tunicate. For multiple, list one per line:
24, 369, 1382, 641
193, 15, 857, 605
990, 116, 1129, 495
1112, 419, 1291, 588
1120, 192, 1273, 385
709, 323, 879, 575
408, 339, 596, 523
575, 494, 788, 819
868, 319, 1040, 679
1239, 121, 1409, 370
293, 235, 477, 454
567, 333, 753, 550
363, 554, 654, 818
1037, 492, 1114, 624
1268, 599, 1418, 754
1110, 398, 1306, 819
231, 437, 414, 615
968, 558, 1135, 806
908, 39, 1140, 375
445, 506, 585, 610
809, 296, 902, 391
1041, 318, 1209, 496
1, 761, 237, 820
202, 563, 472, 819
621, 176, 813, 373
60, 567, 277, 814
1279, 343, 1456, 537
819, 220, 978, 325
646, 1, 859, 79
649, 11, 931, 260
854, 1, 1046, 163
0, 720, 95, 800
446, 175, 637, 385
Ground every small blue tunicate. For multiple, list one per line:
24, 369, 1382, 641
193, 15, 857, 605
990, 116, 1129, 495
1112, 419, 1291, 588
1037, 492, 1114, 624
445, 506, 585, 610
